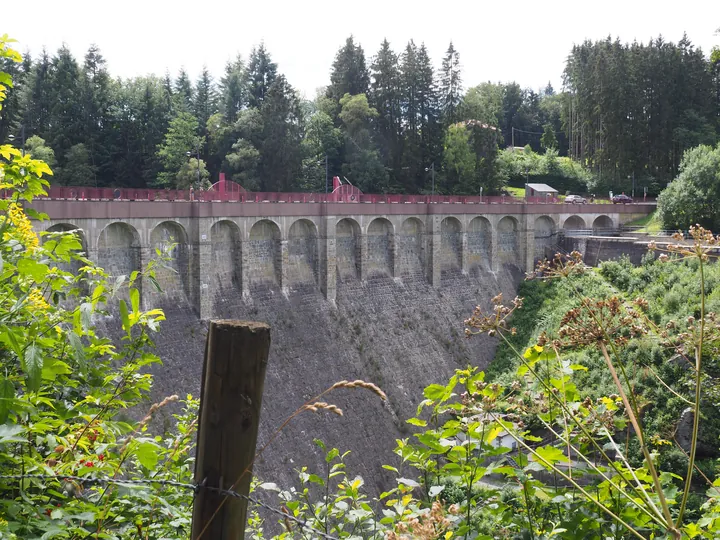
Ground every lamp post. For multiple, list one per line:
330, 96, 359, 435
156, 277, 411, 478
425, 162, 435, 200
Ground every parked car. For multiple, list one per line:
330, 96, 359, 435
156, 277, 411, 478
612, 194, 633, 204
564, 194, 587, 204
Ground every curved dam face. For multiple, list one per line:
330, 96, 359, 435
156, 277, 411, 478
34, 199, 651, 497
143, 268, 523, 498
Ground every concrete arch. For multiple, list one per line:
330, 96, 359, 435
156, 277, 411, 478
97, 222, 142, 299
534, 216, 557, 261
441, 216, 463, 275
287, 218, 318, 286
211, 220, 242, 292
467, 216, 492, 272
563, 215, 587, 230
398, 217, 425, 278
150, 221, 191, 303
497, 216, 520, 267
336, 218, 361, 281
248, 219, 282, 288
593, 215, 614, 231
366, 217, 394, 278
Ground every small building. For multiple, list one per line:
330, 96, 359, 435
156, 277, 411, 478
525, 183, 558, 199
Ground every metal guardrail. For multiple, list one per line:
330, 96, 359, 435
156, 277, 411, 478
0, 185, 658, 206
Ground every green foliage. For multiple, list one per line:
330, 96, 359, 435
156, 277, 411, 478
156, 111, 204, 188
658, 144, 720, 231
497, 147, 593, 194
0, 43, 196, 538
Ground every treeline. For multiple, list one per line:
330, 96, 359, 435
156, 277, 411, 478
565, 34, 720, 190
1, 34, 718, 194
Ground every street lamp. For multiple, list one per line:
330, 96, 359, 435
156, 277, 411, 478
424, 162, 435, 199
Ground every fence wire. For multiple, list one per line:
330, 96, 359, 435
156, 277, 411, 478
0, 473, 339, 540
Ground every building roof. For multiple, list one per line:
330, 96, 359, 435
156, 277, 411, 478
526, 183, 558, 194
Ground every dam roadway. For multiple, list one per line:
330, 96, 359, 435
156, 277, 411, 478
31, 196, 653, 319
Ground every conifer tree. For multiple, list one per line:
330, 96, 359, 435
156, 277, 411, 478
194, 66, 217, 135
370, 39, 402, 184
439, 41, 462, 126
174, 68, 194, 111
19, 49, 52, 139
247, 43, 277, 109
259, 74, 302, 191
328, 36, 370, 102
48, 45, 84, 165
220, 55, 246, 122
80, 45, 111, 185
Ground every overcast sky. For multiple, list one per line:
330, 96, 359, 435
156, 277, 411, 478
10, 0, 720, 99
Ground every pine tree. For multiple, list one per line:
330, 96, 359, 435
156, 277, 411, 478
156, 110, 203, 188
220, 55, 246, 122
80, 45, 111, 185
399, 40, 420, 190
19, 49, 52, 138
328, 36, 370, 102
370, 39, 402, 185
247, 43, 277, 109
416, 44, 441, 186
174, 68, 194, 111
439, 41, 462, 126
193, 66, 218, 134
0, 48, 28, 144
259, 74, 302, 191
48, 46, 84, 166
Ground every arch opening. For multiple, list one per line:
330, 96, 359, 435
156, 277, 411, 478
248, 219, 282, 288
441, 217, 463, 275
336, 218, 361, 281
563, 215, 587, 230
97, 222, 142, 301
398, 218, 425, 279
366, 218, 394, 278
467, 217, 492, 272
497, 216, 520, 267
150, 221, 191, 304
593, 215, 614, 231
211, 220, 241, 292
534, 216, 557, 261
287, 219, 318, 287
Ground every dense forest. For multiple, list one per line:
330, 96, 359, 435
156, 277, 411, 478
0, 34, 718, 195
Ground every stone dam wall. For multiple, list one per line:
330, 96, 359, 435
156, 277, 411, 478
95, 268, 522, 500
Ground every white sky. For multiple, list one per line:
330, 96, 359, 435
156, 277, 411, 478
10, 0, 720, 99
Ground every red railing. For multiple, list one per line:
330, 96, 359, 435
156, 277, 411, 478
15, 186, 650, 205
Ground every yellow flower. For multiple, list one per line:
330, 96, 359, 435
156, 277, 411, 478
27, 288, 49, 310
4, 202, 39, 251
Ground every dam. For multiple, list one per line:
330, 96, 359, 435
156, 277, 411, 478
31, 190, 654, 496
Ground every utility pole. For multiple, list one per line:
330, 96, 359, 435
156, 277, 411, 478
325, 155, 329, 194
511, 126, 515, 148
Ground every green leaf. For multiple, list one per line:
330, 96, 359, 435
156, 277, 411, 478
68, 332, 86, 372
134, 439, 161, 469
423, 384, 446, 400
119, 300, 130, 333
534, 445, 567, 467
406, 417, 427, 427
130, 287, 140, 314
0, 377, 14, 423
23, 343, 43, 391
79, 302, 93, 331
0, 424, 25, 443
17, 258, 49, 282
325, 447, 339, 463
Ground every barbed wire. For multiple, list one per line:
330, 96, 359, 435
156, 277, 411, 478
0, 473, 339, 540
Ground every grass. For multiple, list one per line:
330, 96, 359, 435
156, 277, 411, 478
505, 187, 525, 198
625, 210, 662, 233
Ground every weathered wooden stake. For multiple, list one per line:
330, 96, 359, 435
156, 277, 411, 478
191, 320, 270, 540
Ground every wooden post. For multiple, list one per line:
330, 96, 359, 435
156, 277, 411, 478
191, 320, 271, 540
